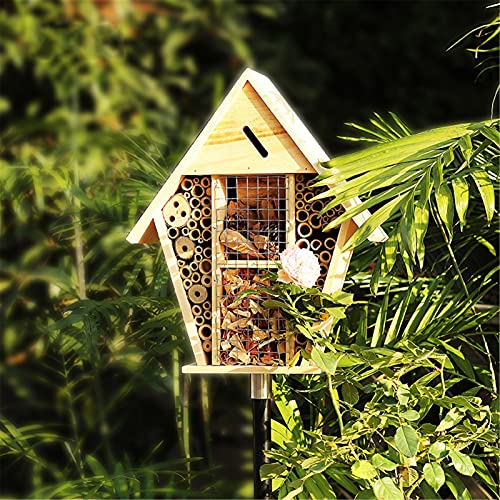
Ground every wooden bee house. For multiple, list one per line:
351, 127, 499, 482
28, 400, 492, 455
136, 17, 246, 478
127, 68, 387, 374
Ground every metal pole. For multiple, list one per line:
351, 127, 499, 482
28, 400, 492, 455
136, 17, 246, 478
251, 374, 272, 499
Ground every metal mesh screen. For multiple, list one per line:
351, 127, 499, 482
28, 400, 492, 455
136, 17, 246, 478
213, 175, 292, 366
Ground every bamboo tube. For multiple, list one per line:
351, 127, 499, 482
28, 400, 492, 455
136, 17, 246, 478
201, 229, 211, 241
194, 253, 202, 263
203, 300, 211, 311
195, 316, 204, 326
191, 208, 202, 220
296, 174, 305, 183
191, 271, 201, 284
177, 259, 186, 268
195, 246, 203, 255
295, 182, 305, 192
188, 284, 208, 304
295, 333, 307, 346
201, 196, 211, 208
201, 177, 210, 188
325, 237, 336, 250
203, 310, 212, 321
311, 200, 324, 213
192, 304, 203, 317
189, 197, 201, 209
297, 222, 312, 239
296, 238, 310, 250
175, 236, 195, 260
187, 219, 197, 230
306, 178, 315, 188
184, 191, 192, 200
200, 259, 212, 275
180, 267, 191, 279
200, 218, 211, 229
181, 178, 193, 191
192, 177, 201, 185
199, 324, 212, 340
201, 206, 211, 218
181, 227, 189, 236
189, 261, 198, 272
202, 340, 212, 353
189, 228, 201, 240
192, 184, 204, 198
203, 247, 212, 259
304, 191, 314, 203
201, 275, 212, 288
317, 278, 325, 288
319, 251, 331, 265
320, 264, 329, 276
183, 279, 192, 290
295, 200, 305, 210
325, 209, 336, 219
309, 214, 322, 229
310, 239, 322, 252
167, 226, 180, 239
296, 210, 308, 223
162, 194, 191, 228
226, 357, 237, 365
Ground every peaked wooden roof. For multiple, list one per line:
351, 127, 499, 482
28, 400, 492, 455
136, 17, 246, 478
127, 68, 388, 244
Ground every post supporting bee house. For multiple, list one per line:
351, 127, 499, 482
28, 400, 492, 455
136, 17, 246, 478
127, 68, 387, 374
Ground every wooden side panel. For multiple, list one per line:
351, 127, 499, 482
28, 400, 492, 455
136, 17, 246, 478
323, 219, 357, 294
184, 83, 316, 176
153, 212, 207, 365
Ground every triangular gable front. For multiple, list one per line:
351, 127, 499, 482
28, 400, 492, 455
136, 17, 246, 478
183, 82, 316, 176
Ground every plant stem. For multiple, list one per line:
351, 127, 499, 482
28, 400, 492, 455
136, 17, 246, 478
327, 374, 343, 436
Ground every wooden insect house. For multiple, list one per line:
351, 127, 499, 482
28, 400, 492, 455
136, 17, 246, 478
127, 69, 387, 374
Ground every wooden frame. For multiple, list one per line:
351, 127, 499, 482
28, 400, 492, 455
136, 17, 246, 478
128, 68, 389, 368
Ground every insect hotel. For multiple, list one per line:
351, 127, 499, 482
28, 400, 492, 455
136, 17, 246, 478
127, 68, 386, 374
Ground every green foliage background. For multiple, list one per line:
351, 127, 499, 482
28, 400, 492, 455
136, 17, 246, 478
1, 1, 497, 498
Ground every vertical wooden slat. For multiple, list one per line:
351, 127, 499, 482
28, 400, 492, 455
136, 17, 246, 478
153, 211, 207, 365
323, 219, 357, 294
211, 176, 227, 365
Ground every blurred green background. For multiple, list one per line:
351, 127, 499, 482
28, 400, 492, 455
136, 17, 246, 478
0, 1, 495, 498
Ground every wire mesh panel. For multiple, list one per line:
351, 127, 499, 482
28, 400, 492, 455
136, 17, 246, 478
212, 175, 293, 366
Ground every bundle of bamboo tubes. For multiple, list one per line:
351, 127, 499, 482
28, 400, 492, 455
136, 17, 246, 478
294, 174, 344, 289
163, 175, 213, 361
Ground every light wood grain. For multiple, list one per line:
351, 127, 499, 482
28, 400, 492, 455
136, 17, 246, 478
323, 219, 357, 294
182, 363, 321, 375
153, 212, 207, 365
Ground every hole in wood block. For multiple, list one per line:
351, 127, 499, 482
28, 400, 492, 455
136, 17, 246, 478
242, 125, 268, 158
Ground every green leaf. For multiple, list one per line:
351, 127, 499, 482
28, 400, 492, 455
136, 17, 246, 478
260, 463, 287, 481
424, 462, 445, 492
414, 203, 429, 268
282, 479, 304, 500
429, 441, 447, 459
401, 467, 418, 487
341, 382, 359, 405
435, 183, 454, 236
371, 285, 390, 347
435, 407, 464, 432
373, 477, 404, 500
394, 426, 419, 457
452, 177, 469, 227
471, 170, 495, 222
399, 409, 420, 422
449, 449, 475, 476
351, 460, 377, 479
371, 454, 398, 471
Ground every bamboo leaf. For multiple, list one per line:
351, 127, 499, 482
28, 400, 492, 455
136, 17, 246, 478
435, 183, 454, 236
471, 171, 495, 222
452, 177, 469, 228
